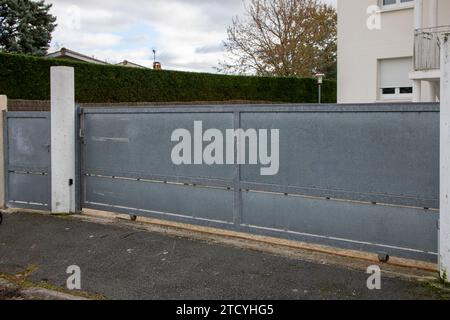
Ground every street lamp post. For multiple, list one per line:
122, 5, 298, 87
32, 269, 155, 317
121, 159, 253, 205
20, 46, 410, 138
315, 73, 325, 104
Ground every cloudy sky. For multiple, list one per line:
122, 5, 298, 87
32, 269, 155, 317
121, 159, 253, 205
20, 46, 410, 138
47, 0, 337, 73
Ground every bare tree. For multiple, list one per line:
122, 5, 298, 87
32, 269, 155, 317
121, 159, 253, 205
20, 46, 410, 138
219, 0, 336, 77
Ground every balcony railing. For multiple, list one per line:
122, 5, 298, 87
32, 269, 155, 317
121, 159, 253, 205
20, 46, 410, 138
414, 26, 450, 71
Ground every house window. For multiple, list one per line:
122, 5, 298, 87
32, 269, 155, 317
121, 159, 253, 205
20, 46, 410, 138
379, 57, 413, 100
381, 0, 414, 9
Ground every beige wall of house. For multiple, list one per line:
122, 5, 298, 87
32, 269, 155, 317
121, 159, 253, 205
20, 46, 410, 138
338, 0, 450, 104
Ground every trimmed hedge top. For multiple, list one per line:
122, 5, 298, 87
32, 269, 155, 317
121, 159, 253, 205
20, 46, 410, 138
0, 52, 336, 103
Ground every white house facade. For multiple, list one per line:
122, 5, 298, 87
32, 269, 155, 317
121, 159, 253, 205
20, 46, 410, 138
337, 0, 450, 103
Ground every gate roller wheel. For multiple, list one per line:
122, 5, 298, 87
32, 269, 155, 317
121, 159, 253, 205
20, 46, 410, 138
378, 252, 390, 263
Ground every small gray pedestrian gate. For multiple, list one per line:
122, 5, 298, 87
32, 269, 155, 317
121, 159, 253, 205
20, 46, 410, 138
3, 112, 51, 211
78, 103, 440, 262
3, 103, 440, 262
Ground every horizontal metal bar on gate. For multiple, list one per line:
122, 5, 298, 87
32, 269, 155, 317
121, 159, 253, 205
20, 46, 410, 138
83, 169, 438, 209
7, 201, 49, 211
7, 166, 49, 174
84, 202, 234, 226
240, 182, 439, 209
5, 112, 50, 118
80, 103, 440, 114
83, 169, 234, 188
244, 223, 437, 256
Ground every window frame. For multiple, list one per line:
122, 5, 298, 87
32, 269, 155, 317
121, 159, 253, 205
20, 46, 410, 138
380, 87, 413, 101
378, 56, 414, 102
379, 0, 414, 11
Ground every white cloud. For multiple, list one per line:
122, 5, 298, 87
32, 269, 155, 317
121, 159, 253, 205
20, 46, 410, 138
47, 0, 336, 72
52, 31, 123, 50
89, 47, 154, 66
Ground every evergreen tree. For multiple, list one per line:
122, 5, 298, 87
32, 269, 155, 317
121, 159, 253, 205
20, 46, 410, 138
0, 0, 57, 56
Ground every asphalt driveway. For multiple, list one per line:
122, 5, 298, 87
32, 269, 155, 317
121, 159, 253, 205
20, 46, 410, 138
0, 212, 447, 300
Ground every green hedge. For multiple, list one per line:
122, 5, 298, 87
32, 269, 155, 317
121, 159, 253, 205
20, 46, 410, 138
0, 52, 336, 103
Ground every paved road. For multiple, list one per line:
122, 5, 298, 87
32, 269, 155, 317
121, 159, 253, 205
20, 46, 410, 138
0, 212, 446, 300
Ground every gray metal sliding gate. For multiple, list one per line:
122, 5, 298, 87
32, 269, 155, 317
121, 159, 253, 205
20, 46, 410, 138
4, 112, 51, 211
80, 103, 440, 262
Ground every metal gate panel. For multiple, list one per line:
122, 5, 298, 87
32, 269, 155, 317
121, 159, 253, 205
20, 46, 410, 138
83, 112, 235, 180
240, 111, 439, 209
4, 112, 51, 211
84, 175, 234, 224
241, 191, 438, 262
80, 104, 439, 262
8, 173, 49, 206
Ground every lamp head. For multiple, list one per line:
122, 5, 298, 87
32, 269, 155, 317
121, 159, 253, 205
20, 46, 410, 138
315, 73, 325, 84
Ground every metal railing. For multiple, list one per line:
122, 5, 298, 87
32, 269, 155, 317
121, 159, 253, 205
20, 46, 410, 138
414, 26, 450, 71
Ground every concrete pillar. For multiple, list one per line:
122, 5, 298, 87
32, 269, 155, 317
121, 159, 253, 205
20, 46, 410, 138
51, 67, 76, 214
440, 33, 450, 282
413, 80, 422, 102
414, 0, 423, 30
0, 95, 7, 209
